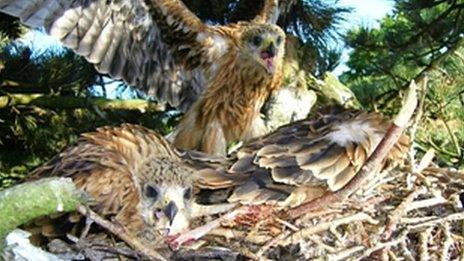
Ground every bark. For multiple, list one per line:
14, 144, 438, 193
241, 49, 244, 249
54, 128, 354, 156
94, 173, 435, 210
0, 177, 85, 250
0, 94, 165, 112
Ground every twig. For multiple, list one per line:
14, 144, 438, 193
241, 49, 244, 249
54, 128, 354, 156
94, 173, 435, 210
400, 241, 415, 261
408, 212, 464, 232
405, 196, 448, 212
415, 148, 436, 174
440, 222, 452, 261
400, 216, 437, 225
167, 205, 251, 249
90, 245, 141, 259
418, 227, 433, 261
326, 245, 365, 261
174, 248, 240, 261
383, 187, 426, 240
408, 77, 428, 171
326, 246, 366, 261
66, 234, 142, 260
275, 218, 299, 232
281, 212, 378, 245
287, 81, 418, 219
424, 167, 464, 180
76, 205, 166, 261
358, 229, 408, 259
80, 205, 94, 240
207, 228, 246, 239
387, 249, 398, 261
256, 230, 291, 258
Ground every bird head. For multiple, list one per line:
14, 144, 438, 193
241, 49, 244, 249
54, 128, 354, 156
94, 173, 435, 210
240, 24, 286, 75
140, 182, 194, 236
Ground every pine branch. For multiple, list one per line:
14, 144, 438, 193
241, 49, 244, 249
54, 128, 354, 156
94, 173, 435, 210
0, 94, 165, 112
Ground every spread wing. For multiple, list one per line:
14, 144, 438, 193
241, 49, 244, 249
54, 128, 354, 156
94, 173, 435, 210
252, 0, 279, 24
0, 0, 224, 110
197, 110, 410, 205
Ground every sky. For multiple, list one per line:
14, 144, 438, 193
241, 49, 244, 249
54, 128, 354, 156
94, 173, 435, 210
18, 0, 395, 80
333, 0, 395, 76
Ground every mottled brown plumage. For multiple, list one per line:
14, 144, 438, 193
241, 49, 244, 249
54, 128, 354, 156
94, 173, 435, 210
28, 110, 409, 238
0, 0, 285, 155
28, 124, 233, 240
148, 1, 286, 154
195, 109, 410, 207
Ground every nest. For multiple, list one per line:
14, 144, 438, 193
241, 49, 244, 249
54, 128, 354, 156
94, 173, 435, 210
7, 82, 463, 260
171, 165, 464, 260
17, 165, 463, 261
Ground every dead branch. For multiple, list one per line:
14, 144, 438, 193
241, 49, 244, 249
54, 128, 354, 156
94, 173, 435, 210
358, 229, 409, 260
441, 222, 452, 261
281, 212, 378, 245
76, 205, 166, 261
408, 77, 428, 171
405, 196, 448, 212
418, 227, 433, 261
383, 187, 426, 239
167, 205, 251, 249
407, 212, 464, 233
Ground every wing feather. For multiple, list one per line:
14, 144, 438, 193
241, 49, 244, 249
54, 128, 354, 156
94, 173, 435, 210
0, 0, 211, 110
252, 0, 279, 24
220, 110, 410, 206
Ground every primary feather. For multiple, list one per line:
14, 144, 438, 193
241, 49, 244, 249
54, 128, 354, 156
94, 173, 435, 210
0, 0, 284, 155
195, 109, 410, 207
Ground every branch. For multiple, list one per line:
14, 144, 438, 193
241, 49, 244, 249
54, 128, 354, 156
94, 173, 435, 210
403, 36, 464, 92
0, 178, 85, 250
287, 81, 418, 219
166, 205, 254, 249
76, 205, 166, 261
281, 212, 378, 245
0, 94, 165, 112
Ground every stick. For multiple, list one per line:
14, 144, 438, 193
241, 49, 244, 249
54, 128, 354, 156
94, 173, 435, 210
166, 205, 251, 250
440, 222, 452, 261
287, 81, 418, 219
408, 211, 464, 232
358, 229, 408, 260
76, 205, 166, 261
281, 212, 378, 245
383, 187, 426, 239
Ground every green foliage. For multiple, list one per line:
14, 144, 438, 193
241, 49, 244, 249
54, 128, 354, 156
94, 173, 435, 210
0, 42, 179, 189
0, 13, 24, 41
341, 0, 464, 167
0, 43, 97, 95
278, 0, 350, 76
183, 0, 350, 76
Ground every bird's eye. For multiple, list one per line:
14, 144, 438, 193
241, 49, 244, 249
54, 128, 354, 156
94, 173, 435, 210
183, 188, 192, 200
144, 184, 159, 200
252, 36, 263, 46
276, 36, 283, 46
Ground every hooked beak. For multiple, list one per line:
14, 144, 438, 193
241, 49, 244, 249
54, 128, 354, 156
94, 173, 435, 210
259, 42, 277, 74
164, 201, 178, 225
